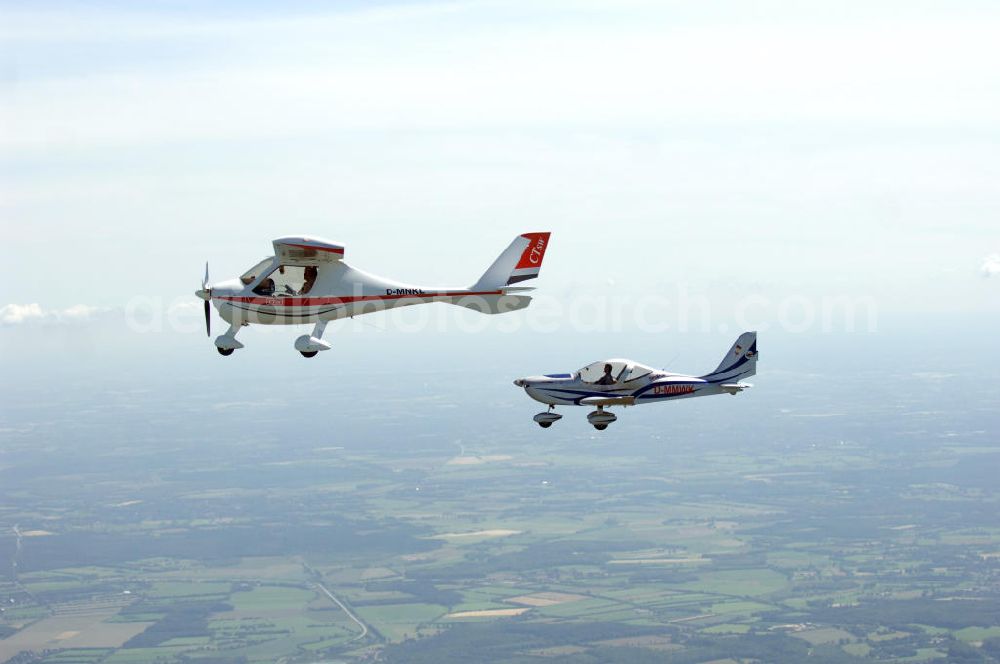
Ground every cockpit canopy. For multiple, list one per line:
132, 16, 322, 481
238, 256, 320, 296
578, 359, 655, 384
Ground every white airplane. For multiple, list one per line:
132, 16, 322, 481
195, 232, 550, 356
514, 332, 757, 430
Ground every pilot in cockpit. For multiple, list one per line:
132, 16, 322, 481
596, 363, 616, 385
300, 266, 318, 295
253, 278, 276, 296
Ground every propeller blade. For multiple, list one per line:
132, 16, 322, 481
200, 261, 212, 336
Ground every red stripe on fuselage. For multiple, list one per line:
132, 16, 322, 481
215, 290, 503, 307
285, 243, 345, 254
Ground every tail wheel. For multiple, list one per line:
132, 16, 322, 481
217, 347, 235, 356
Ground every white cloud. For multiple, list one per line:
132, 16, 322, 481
167, 300, 202, 316
0, 303, 110, 326
61, 304, 107, 319
982, 254, 1000, 277
0, 303, 44, 325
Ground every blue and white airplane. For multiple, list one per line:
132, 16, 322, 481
513, 332, 757, 430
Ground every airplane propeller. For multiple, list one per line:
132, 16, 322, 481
196, 262, 211, 337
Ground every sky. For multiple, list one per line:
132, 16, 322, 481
1, 0, 999, 377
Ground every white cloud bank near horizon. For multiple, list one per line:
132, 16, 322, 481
0, 303, 110, 326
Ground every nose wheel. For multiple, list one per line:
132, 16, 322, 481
300, 351, 318, 358
214, 323, 244, 357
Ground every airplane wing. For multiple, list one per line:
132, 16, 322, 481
720, 383, 753, 395
273, 236, 345, 264
579, 396, 636, 407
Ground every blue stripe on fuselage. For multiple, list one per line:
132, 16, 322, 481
530, 387, 629, 405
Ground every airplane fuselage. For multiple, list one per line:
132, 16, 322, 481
211, 261, 503, 327
517, 372, 730, 407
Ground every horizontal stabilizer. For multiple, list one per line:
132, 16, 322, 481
453, 293, 532, 314
579, 396, 635, 407
720, 383, 753, 395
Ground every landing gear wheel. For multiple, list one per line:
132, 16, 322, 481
300, 350, 318, 358
533, 410, 562, 428
217, 347, 235, 356
587, 407, 616, 430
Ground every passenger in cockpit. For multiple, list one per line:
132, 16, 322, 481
596, 363, 616, 385
300, 266, 318, 295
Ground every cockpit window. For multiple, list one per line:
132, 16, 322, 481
252, 265, 319, 296
579, 360, 629, 385
240, 257, 274, 285
622, 363, 654, 382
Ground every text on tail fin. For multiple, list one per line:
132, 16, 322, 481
508, 232, 550, 285
472, 232, 551, 290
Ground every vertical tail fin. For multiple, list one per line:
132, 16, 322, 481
472, 232, 551, 290
704, 331, 758, 381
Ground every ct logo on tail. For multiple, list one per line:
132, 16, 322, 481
529, 236, 546, 265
